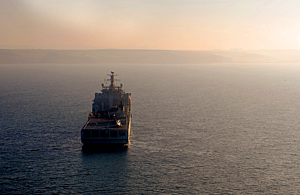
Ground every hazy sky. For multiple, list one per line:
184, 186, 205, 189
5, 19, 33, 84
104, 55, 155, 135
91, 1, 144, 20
1, 0, 300, 50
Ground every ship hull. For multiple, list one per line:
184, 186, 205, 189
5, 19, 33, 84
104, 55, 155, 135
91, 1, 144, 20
81, 139, 128, 144
81, 117, 131, 145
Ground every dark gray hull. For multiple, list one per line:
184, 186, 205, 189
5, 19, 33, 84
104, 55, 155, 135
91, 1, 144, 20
81, 117, 131, 145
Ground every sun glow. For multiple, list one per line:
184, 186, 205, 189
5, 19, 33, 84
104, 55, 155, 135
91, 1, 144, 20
1, 0, 300, 50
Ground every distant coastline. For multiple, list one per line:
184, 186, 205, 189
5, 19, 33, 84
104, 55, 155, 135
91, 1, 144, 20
1, 49, 300, 64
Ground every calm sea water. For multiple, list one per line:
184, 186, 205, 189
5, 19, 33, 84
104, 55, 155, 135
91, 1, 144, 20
1, 63, 300, 194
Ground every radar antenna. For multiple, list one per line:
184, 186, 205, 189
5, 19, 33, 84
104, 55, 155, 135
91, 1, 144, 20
106, 71, 120, 88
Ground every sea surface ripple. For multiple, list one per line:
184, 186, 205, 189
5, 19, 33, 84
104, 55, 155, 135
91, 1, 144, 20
1, 63, 300, 194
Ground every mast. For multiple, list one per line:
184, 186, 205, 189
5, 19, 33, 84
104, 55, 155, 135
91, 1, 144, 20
108, 71, 115, 89
103, 71, 121, 90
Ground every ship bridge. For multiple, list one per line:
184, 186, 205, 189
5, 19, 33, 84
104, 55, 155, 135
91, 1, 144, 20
92, 71, 131, 117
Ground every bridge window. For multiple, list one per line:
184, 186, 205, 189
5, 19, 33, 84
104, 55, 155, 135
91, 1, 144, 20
119, 131, 126, 137
100, 130, 109, 138
92, 130, 99, 138
110, 130, 118, 138
84, 130, 91, 138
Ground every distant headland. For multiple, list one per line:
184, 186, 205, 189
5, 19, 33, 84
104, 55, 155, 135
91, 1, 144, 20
1, 49, 300, 64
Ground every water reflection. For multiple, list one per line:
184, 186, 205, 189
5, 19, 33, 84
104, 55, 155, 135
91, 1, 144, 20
79, 144, 132, 193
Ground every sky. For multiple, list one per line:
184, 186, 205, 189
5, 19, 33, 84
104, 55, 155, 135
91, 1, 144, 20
1, 0, 300, 50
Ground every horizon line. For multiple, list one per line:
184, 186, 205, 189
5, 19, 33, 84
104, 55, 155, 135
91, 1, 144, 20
1, 48, 300, 51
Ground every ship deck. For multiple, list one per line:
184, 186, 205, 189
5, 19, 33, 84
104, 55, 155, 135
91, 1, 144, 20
83, 117, 127, 130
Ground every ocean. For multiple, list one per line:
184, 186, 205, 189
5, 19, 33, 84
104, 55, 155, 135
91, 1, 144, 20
1, 63, 300, 194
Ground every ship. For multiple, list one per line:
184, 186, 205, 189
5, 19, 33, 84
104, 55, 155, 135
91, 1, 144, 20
81, 71, 132, 145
